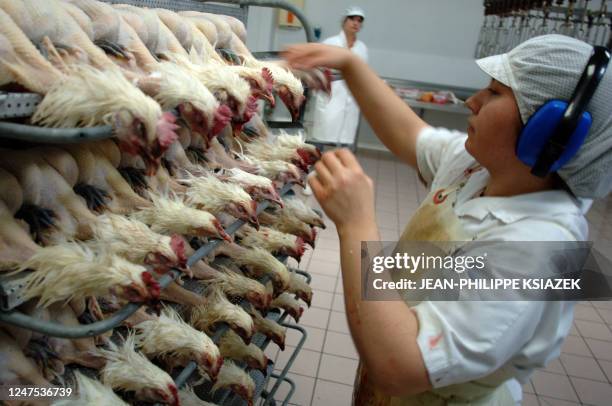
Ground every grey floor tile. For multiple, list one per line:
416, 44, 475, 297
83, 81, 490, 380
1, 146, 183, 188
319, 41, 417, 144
310, 290, 334, 310
317, 354, 359, 386
308, 259, 340, 277
268, 372, 315, 406
560, 353, 607, 381
574, 319, 612, 341
586, 338, 612, 361
286, 325, 326, 352
531, 370, 579, 402
308, 274, 337, 293
275, 347, 321, 378
571, 376, 612, 406
562, 335, 593, 357
300, 307, 331, 330
328, 311, 351, 335
323, 331, 359, 360
574, 303, 605, 323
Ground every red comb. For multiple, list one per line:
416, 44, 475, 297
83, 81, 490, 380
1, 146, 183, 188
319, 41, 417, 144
262, 67, 274, 92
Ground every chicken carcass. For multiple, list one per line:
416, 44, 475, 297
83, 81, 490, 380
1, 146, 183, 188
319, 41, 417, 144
258, 210, 317, 248
183, 173, 259, 227
52, 371, 128, 406
211, 243, 290, 292
98, 333, 179, 406
282, 195, 326, 229
218, 168, 282, 207
91, 213, 186, 273
0, 169, 40, 270
0, 329, 50, 387
62, 144, 150, 214
200, 267, 271, 311
248, 308, 286, 350
271, 293, 304, 323
218, 330, 267, 371
190, 285, 254, 344
244, 132, 318, 172
287, 272, 313, 307
0, 148, 96, 244
0, 8, 63, 93
237, 225, 306, 262
131, 194, 231, 242
0, 0, 177, 173
134, 306, 223, 380
210, 360, 255, 406
13, 243, 159, 307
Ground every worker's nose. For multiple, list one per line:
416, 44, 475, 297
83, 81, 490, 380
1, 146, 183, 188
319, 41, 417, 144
465, 93, 481, 115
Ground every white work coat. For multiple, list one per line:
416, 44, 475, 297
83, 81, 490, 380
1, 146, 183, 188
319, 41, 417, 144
310, 31, 368, 144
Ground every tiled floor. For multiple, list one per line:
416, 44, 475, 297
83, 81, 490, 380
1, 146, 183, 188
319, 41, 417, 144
267, 150, 612, 406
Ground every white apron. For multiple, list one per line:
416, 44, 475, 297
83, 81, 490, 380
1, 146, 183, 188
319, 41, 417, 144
353, 167, 516, 405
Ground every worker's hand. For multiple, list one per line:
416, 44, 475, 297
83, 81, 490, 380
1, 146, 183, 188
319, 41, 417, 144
283, 43, 356, 71
309, 149, 376, 232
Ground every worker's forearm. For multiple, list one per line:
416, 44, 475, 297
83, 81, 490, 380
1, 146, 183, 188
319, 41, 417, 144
337, 223, 430, 395
341, 56, 428, 168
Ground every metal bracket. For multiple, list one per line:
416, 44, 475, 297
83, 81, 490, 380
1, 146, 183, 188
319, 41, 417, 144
0, 92, 42, 119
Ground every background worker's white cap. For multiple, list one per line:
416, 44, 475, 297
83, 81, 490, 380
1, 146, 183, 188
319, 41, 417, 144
344, 6, 365, 20
475, 35, 612, 198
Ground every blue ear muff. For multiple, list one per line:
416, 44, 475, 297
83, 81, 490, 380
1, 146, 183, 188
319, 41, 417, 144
515, 46, 610, 177
516, 100, 592, 173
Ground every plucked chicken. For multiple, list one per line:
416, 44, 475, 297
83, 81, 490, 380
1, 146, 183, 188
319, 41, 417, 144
91, 213, 186, 273
236, 224, 306, 261
248, 308, 286, 350
210, 243, 290, 291
210, 360, 254, 406
98, 333, 179, 406
271, 292, 304, 322
52, 371, 128, 406
134, 306, 223, 380
190, 285, 254, 344
12, 243, 159, 307
132, 194, 231, 242
200, 267, 271, 310
218, 329, 268, 371
183, 173, 259, 227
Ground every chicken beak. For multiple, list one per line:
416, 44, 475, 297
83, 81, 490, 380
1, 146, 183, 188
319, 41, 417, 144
208, 355, 223, 380
264, 92, 276, 107
214, 220, 233, 243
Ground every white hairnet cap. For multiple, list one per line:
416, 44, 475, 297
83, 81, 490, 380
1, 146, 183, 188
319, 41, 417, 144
344, 6, 365, 20
476, 34, 612, 199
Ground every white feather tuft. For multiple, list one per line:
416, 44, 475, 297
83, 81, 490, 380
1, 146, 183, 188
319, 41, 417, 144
178, 385, 218, 406
218, 330, 266, 369
237, 225, 296, 254
134, 306, 220, 367
231, 247, 290, 290
32, 65, 161, 145
152, 61, 219, 123
211, 360, 255, 399
182, 173, 252, 215
132, 194, 218, 236
13, 243, 146, 307
223, 167, 273, 190
92, 213, 177, 265
98, 333, 175, 396
201, 267, 267, 302
190, 285, 253, 337
52, 371, 128, 406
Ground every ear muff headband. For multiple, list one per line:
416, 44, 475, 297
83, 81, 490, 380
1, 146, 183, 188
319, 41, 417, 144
517, 46, 611, 177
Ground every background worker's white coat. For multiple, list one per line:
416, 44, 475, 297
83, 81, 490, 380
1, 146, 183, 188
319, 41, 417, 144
311, 31, 368, 144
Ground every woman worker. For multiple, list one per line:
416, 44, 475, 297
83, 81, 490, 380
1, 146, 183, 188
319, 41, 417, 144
311, 6, 368, 148
283, 34, 612, 405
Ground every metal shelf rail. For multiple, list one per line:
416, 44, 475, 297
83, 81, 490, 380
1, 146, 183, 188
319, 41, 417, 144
0, 182, 295, 337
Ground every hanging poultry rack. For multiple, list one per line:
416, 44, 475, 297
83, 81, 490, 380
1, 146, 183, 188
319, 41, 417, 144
0, 0, 319, 404
0, 180, 312, 406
